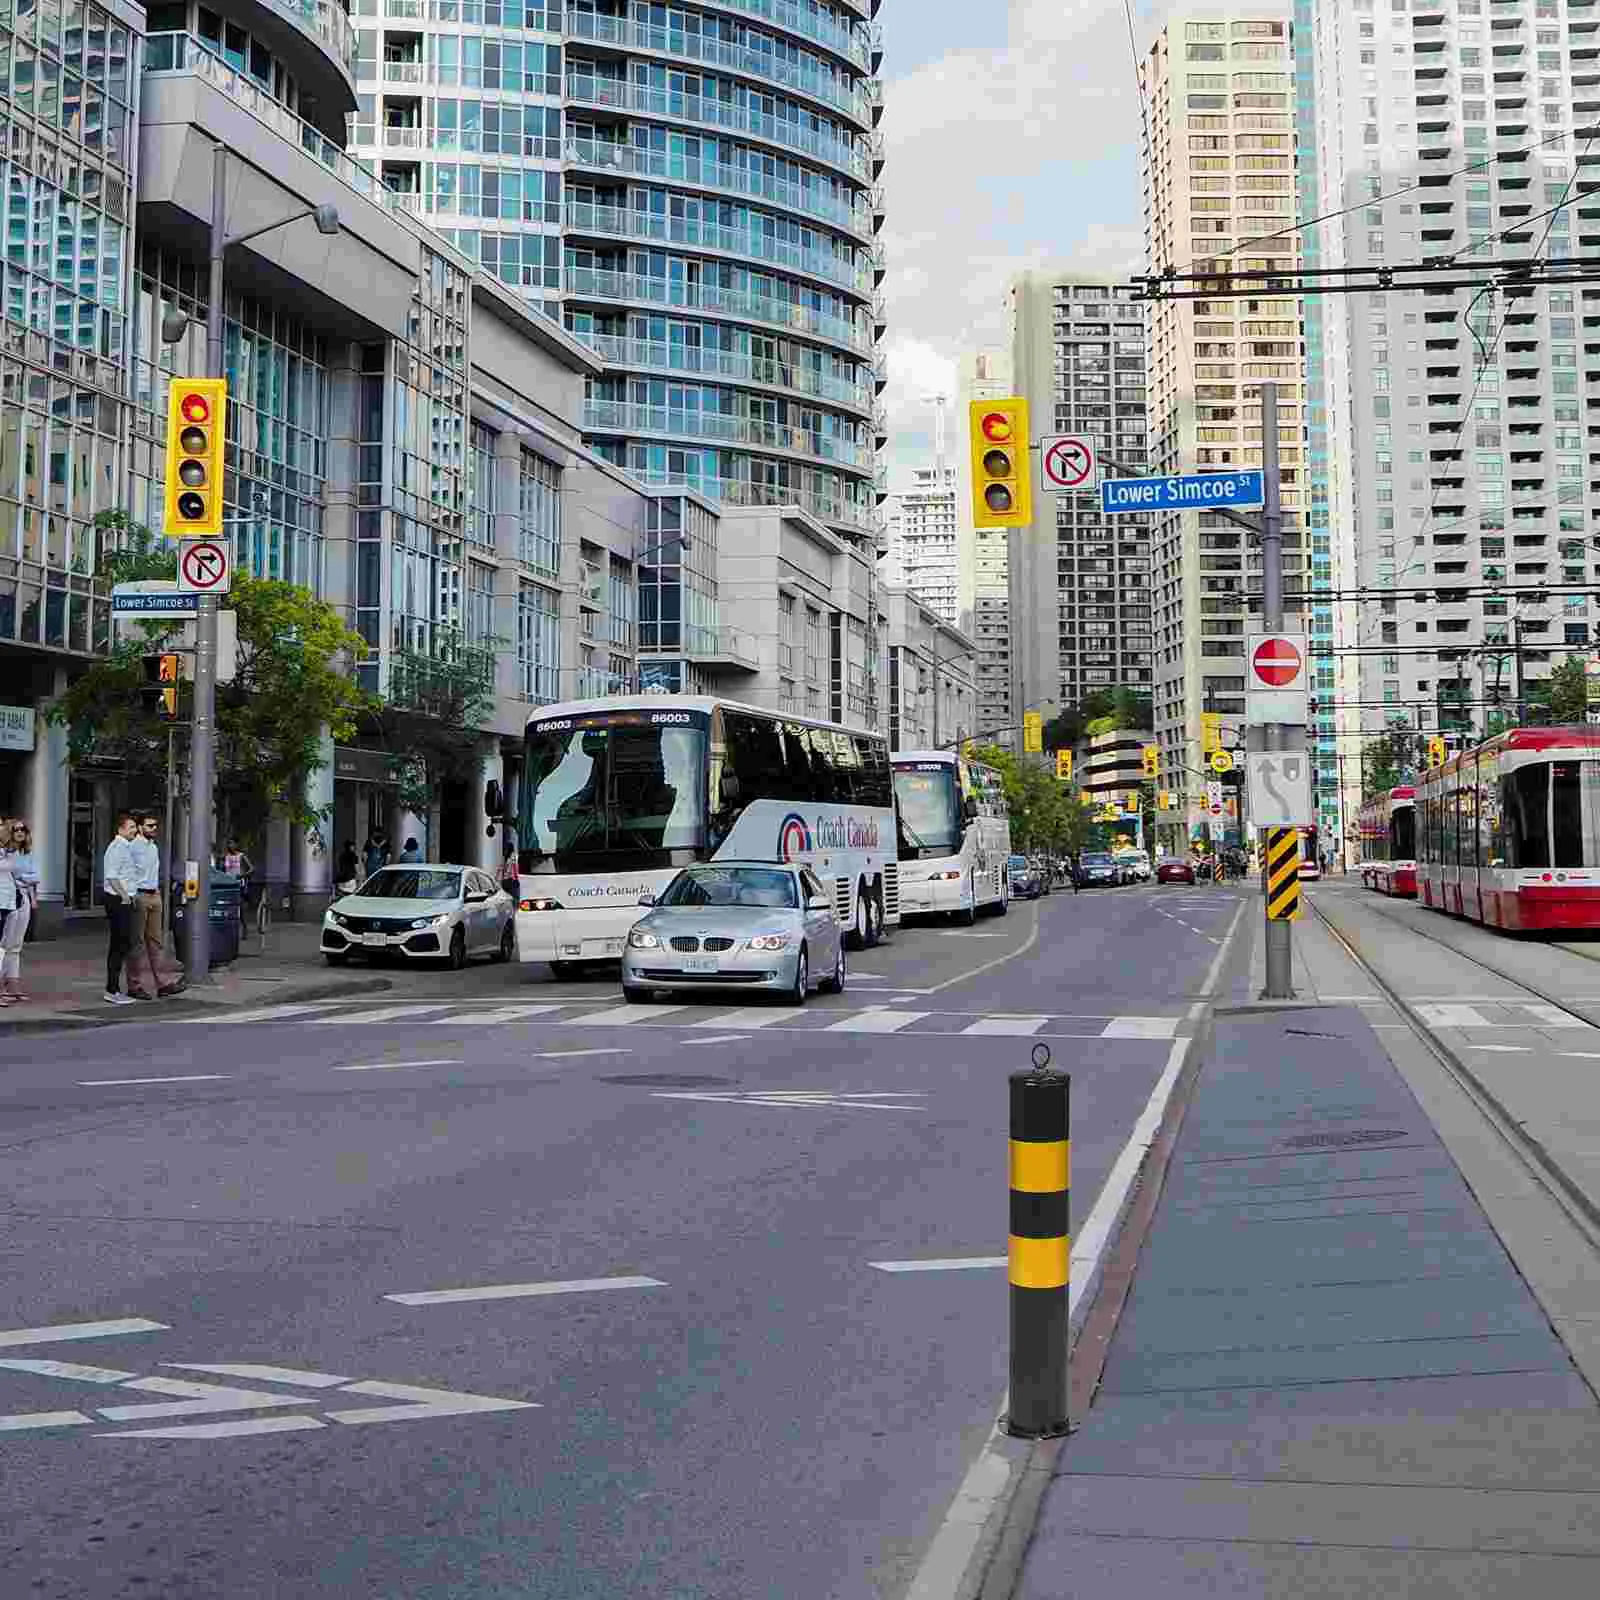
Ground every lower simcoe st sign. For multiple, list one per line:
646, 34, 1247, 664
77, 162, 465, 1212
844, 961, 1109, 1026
1100, 470, 1265, 516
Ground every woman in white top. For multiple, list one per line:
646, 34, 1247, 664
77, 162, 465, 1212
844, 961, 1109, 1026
0, 818, 17, 1007
1, 817, 38, 1003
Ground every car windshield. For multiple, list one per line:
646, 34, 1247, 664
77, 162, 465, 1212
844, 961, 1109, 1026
1082, 853, 1113, 866
658, 866, 798, 909
1009, 855, 1028, 868
893, 764, 961, 856
359, 869, 461, 901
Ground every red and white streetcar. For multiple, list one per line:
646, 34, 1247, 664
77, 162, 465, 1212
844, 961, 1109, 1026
1416, 726, 1600, 932
1356, 786, 1417, 897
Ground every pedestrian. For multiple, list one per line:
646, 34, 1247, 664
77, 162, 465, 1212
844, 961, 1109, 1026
336, 841, 361, 895
128, 814, 185, 1000
363, 829, 389, 879
499, 848, 520, 893
102, 812, 141, 1006
0, 818, 16, 1008
0, 818, 39, 1004
398, 835, 423, 864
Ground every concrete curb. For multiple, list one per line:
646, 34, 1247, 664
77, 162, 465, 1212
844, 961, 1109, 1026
0, 974, 393, 1035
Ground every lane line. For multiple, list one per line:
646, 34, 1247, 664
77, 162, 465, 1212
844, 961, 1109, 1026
922, 902, 1043, 994
0, 1318, 168, 1349
78, 1074, 230, 1086
385, 1275, 665, 1307
695, 1034, 749, 1045
870, 1256, 1006, 1273
334, 1059, 459, 1073
534, 1047, 630, 1060
103, 1416, 327, 1440
1466, 1043, 1532, 1053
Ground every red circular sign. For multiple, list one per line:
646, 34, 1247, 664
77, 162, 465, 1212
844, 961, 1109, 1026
1252, 636, 1302, 688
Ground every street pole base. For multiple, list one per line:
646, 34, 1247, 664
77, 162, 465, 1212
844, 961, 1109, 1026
1001, 1414, 1073, 1441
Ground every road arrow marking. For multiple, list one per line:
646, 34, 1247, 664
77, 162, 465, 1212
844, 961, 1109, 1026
322, 1380, 540, 1426
0, 1318, 168, 1349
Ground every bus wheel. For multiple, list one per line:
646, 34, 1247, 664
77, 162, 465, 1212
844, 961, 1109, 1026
955, 885, 977, 927
846, 886, 870, 951
865, 883, 884, 947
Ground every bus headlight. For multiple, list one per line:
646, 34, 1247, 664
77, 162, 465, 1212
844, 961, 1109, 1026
931, 870, 963, 881
520, 896, 563, 912
628, 927, 660, 949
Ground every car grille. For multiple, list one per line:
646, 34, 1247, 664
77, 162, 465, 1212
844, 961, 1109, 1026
704, 936, 735, 952
670, 936, 701, 953
339, 915, 415, 934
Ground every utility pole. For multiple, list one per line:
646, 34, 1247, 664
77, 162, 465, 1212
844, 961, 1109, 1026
1512, 614, 1525, 727
1260, 381, 1293, 1001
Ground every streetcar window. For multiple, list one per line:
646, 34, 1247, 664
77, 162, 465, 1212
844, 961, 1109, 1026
1393, 806, 1416, 861
1552, 761, 1584, 869
1505, 767, 1550, 868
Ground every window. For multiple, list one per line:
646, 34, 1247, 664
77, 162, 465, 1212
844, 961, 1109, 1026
518, 449, 560, 577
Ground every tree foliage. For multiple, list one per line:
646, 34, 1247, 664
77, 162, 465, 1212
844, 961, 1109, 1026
1542, 655, 1590, 724
1361, 730, 1408, 800
972, 743, 1095, 855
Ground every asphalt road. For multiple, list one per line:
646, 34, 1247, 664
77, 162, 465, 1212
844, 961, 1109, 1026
0, 880, 1243, 1599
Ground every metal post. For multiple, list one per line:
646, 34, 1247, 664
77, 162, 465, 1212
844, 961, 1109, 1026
1260, 381, 1293, 1000
1512, 616, 1525, 726
185, 141, 226, 981
162, 724, 176, 948
1005, 1048, 1070, 1438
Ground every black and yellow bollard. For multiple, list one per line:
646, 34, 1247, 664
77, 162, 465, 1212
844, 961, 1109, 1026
1004, 1044, 1070, 1439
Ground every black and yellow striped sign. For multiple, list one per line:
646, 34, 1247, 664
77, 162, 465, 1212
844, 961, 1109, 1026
1265, 826, 1302, 921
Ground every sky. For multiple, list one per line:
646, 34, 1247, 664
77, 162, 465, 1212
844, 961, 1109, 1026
877, 0, 1161, 483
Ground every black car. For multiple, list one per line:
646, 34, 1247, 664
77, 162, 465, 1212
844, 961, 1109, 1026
1008, 855, 1042, 899
1076, 852, 1120, 888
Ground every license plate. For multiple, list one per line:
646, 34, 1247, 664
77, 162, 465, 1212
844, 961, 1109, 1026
362, 932, 387, 946
684, 957, 718, 973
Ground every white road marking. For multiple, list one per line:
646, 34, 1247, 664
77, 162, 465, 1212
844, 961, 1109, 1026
1466, 1043, 1532, 1053
1414, 1003, 1495, 1028
694, 1035, 749, 1045
105, 1415, 328, 1440
310, 1003, 456, 1026
0, 1318, 167, 1349
334, 1059, 459, 1073
168, 1363, 351, 1388
197, 1001, 353, 1025
1101, 1015, 1181, 1040
78, 1075, 231, 1086
1519, 1003, 1595, 1029
534, 1047, 630, 1060
0, 1359, 134, 1383
322, 1379, 539, 1427
1561, 1052, 1600, 1060
0, 1411, 94, 1432
653, 1089, 925, 1112
95, 1375, 320, 1422
686, 1007, 790, 1030
870, 1257, 1007, 1273
569, 1004, 690, 1026
385, 1275, 665, 1307
824, 1009, 929, 1033
429, 1004, 565, 1026
959, 1016, 1047, 1036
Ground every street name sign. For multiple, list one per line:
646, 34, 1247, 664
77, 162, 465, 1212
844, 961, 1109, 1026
1041, 435, 1096, 492
1245, 631, 1308, 724
1247, 751, 1314, 827
112, 580, 198, 615
1100, 469, 1264, 516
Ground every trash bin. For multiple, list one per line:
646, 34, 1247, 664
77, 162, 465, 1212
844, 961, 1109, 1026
172, 872, 242, 967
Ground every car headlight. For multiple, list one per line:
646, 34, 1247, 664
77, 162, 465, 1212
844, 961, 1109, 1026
432, 912, 452, 926
628, 927, 660, 949
328, 910, 347, 927
520, 896, 563, 912
748, 932, 792, 951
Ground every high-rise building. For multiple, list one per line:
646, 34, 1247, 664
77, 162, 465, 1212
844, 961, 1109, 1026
1008, 272, 1154, 719
1142, 7, 1309, 845
954, 346, 1015, 741
882, 466, 959, 623
1308, 0, 1596, 846
350, 2, 888, 553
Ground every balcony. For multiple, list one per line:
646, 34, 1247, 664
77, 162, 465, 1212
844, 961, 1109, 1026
382, 59, 425, 84
584, 399, 874, 470
685, 626, 761, 672
262, 0, 359, 86
698, 0, 873, 72
625, 468, 875, 534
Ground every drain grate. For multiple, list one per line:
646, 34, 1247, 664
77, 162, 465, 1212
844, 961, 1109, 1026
599, 1073, 736, 1089
1281, 1128, 1410, 1150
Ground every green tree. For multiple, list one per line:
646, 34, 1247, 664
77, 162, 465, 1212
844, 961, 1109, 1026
973, 743, 1093, 855
1542, 655, 1590, 724
1361, 731, 1404, 800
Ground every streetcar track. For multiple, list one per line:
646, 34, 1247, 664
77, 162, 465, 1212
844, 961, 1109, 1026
1311, 890, 1600, 1260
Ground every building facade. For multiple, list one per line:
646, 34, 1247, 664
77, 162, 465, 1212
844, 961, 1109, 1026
1142, 7, 1311, 844
881, 464, 958, 624
879, 585, 975, 751
1008, 272, 1153, 722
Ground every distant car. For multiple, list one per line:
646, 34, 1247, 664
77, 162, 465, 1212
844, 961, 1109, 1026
1008, 854, 1042, 900
322, 865, 515, 969
1029, 857, 1054, 895
1156, 859, 1196, 885
1077, 851, 1120, 888
1114, 850, 1152, 884
621, 861, 845, 1005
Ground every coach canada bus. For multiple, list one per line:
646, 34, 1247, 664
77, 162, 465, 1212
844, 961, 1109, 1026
891, 750, 1012, 924
514, 696, 900, 976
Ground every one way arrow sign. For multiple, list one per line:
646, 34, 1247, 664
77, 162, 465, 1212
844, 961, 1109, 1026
1246, 752, 1313, 827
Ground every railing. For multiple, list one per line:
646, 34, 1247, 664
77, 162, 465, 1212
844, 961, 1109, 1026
564, 75, 869, 180
383, 124, 425, 148
143, 35, 403, 217
563, 138, 872, 239
382, 59, 425, 83
584, 399, 873, 469
700, 0, 871, 70
578, 333, 873, 411
686, 625, 762, 664
564, 201, 869, 294
265, 0, 357, 77
626, 468, 874, 530
564, 11, 873, 127
564, 266, 872, 354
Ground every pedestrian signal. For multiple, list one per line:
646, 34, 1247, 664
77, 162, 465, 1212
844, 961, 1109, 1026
1142, 745, 1159, 778
141, 653, 180, 720
1056, 749, 1073, 781
968, 398, 1032, 529
164, 377, 227, 537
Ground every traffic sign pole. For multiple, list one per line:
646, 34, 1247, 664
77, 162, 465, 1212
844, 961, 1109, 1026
1260, 382, 1293, 1000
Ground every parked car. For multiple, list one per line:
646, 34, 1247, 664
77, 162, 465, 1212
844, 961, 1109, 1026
1077, 851, 1121, 888
1114, 849, 1152, 883
321, 865, 515, 968
621, 861, 845, 1005
1029, 856, 1054, 895
1156, 859, 1196, 885
1008, 854, 1042, 900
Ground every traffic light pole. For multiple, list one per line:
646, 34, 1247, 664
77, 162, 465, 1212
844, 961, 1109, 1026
183, 141, 227, 981
1260, 382, 1293, 1000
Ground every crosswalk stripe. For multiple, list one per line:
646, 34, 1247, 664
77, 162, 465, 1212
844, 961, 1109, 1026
190, 1001, 351, 1025
427, 1004, 564, 1026
310, 1004, 457, 1026
568, 1004, 691, 1026
1100, 1016, 1181, 1039
1519, 1003, 1595, 1029
959, 1016, 1048, 1036
686, 1007, 791, 1030
1414, 1003, 1493, 1028
823, 1010, 929, 1034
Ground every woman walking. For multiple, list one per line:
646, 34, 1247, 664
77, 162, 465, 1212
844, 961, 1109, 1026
0, 819, 16, 1007
1, 819, 38, 1004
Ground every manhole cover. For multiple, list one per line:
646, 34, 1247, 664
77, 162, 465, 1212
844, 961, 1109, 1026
599, 1074, 736, 1089
1281, 1128, 1410, 1149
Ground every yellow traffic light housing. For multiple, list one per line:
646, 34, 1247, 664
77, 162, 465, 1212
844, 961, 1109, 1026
968, 398, 1032, 529
164, 377, 227, 537
1142, 744, 1159, 778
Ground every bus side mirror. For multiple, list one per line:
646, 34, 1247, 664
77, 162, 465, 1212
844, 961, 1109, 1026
484, 779, 504, 817
963, 796, 979, 822
720, 773, 741, 805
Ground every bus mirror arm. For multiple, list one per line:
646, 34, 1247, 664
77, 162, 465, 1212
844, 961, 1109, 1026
962, 797, 979, 823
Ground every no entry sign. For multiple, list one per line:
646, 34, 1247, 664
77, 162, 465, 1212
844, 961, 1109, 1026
1245, 631, 1309, 727
1250, 635, 1304, 690
178, 539, 232, 594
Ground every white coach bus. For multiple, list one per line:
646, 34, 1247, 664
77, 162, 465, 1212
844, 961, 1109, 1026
892, 750, 1012, 924
515, 696, 900, 976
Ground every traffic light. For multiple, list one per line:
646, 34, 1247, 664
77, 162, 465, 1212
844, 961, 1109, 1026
968, 398, 1032, 529
163, 377, 227, 537
142, 653, 180, 720
1141, 744, 1159, 778
1056, 748, 1073, 781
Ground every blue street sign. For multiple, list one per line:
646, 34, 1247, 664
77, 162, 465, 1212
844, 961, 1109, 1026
1100, 470, 1265, 515
112, 593, 199, 613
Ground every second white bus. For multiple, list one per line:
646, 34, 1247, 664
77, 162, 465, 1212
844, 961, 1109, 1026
892, 750, 1012, 924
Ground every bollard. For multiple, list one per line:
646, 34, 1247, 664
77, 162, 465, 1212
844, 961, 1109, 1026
1004, 1044, 1070, 1439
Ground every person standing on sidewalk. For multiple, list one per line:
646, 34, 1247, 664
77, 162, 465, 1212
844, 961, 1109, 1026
0, 819, 17, 1009
127, 814, 185, 1000
0, 819, 39, 1005
102, 813, 140, 1006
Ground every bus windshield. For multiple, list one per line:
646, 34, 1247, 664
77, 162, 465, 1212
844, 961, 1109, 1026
521, 715, 707, 874
893, 763, 962, 857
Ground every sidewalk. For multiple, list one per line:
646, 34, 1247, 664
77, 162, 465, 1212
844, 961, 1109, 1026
0, 918, 389, 1033
1015, 913, 1600, 1597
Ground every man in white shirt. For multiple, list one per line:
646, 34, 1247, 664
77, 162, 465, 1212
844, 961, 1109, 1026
127, 813, 184, 1000
102, 813, 142, 1005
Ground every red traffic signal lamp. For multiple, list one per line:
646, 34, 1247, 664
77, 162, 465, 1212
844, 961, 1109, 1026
141, 653, 180, 720
968, 398, 1032, 529
164, 377, 227, 537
